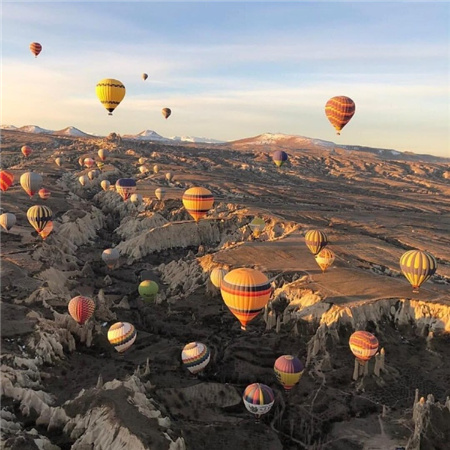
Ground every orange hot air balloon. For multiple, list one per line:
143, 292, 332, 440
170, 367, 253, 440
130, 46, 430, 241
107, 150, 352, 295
325, 96, 356, 135
182, 187, 214, 222
21, 146, 32, 158
0, 170, 14, 192
68, 296, 95, 325
38, 188, 51, 200
30, 42, 42, 58
349, 331, 379, 364
39, 221, 53, 240
220, 268, 272, 330
84, 158, 95, 168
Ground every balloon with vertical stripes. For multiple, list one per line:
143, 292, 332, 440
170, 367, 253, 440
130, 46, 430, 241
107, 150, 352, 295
96, 78, 126, 115
68, 296, 95, 325
242, 383, 275, 418
274, 355, 305, 391
400, 250, 437, 293
27, 205, 52, 233
304, 230, 328, 256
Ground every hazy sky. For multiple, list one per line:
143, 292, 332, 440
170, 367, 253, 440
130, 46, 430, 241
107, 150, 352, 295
2, 1, 449, 157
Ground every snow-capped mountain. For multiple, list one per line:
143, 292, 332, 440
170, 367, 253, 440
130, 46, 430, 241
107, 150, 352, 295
53, 126, 92, 137
232, 132, 335, 148
0, 125, 18, 131
170, 135, 225, 144
18, 125, 53, 134
123, 130, 169, 141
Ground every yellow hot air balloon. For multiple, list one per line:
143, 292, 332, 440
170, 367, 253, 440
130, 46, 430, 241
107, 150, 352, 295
165, 172, 173, 182
139, 165, 149, 174
153, 164, 159, 174
274, 355, 305, 392
249, 217, 265, 237
20, 172, 43, 198
210, 267, 228, 288
96, 78, 126, 115
55, 157, 62, 167
79, 175, 89, 186
315, 248, 335, 272
27, 205, 52, 234
182, 187, 214, 222
108, 322, 137, 353
220, 268, 272, 330
101, 180, 111, 191
304, 230, 328, 256
155, 187, 166, 201
400, 250, 437, 293
138, 157, 146, 165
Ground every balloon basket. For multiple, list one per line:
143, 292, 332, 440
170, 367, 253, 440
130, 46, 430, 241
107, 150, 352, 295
412, 288, 419, 294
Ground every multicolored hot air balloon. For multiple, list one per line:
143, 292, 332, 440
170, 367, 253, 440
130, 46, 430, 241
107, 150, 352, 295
27, 205, 52, 234
182, 187, 214, 222
349, 331, 379, 364
249, 217, 265, 237
100, 180, 111, 191
84, 158, 95, 168
210, 267, 228, 289
30, 42, 42, 58
39, 221, 53, 240
272, 150, 288, 168
130, 193, 143, 205
20, 172, 43, 197
98, 149, 108, 161
315, 248, 335, 273
142, 73, 148, 81
21, 146, 32, 158
400, 250, 437, 293
305, 230, 328, 256
108, 322, 137, 353
68, 296, 95, 325
155, 187, 166, 201
325, 96, 356, 135
162, 108, 171, 119
220, 268, 271, 330
181, 342, 211, 375
138, 280, 159, 301
96, 78, 126, 115
102, 248, 120, 269
0, 213, 16, 232
79, 175, 89, 186
0, 170, 14, 192
243, 383, 275, 420
38, 188, 51, 200
115, 178, 136, 201
274, 355, 304, 391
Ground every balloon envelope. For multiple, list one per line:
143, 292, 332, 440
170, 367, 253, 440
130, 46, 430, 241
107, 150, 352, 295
130, 193, 143, 204
30, 42, 42, 57
0, 170, 14, 192
305, 230, 328, 256
272, 150, 288, 167
96, 78, 126, 115
162, 108, 171, 119
142, 73, 148, 81
315, 248, 335, 272
100, 180, 111, 191
39, 221, 53, 240
84, 158, 95, 168
210, 267, 228, 288
249, 217, 265, 236
115, 178, 136, 201
182, 187, 214, 222
27, 205, 52, 233
181, 342, 211, 374
325, 96, 355, 135
22, 146, 32, 158
108, 322, 136, 353
138, 280, 159, 301
79, 175, 88, 186
38, 188, 51, 200
274, 355, 304, 391
102, 248, 120, 268
98, 149, 108, 161
0, 213, 16, 232
155, 187, 166, 201
68, 296, 95, 325
20, 172, 43, 197
400, 250, 437, 292
243, 383, 274, 417
349, 331, 379, 363
55, 157, 62, 167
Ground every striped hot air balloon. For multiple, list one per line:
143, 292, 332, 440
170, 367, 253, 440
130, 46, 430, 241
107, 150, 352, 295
96, 78, 126, 115
349, 331, 379, 363
272, 150, 288, 168
315, 248, 335, 272
108, 322, 137, 353
27, 205, 52, 234
220, 268, 272, 330
305, 230, 328, 256
100, 180, 110, 191
29, 42, 42, 58
325, 96, 356, 135
38, 188, 51, 200
243, 383, 275, 420
21, 146, 32, 158
181, 342, 211, 375
0, 213, 16, 232
249, 217, 265, 237
98, 149, 108, 161
138, 280, 159, 301
400, 250, 437, 293
0, 170, 14, 192
115, 178, 136, 201
102, 248, 120, 269
274, 355, 305, 391
20, 172, 43, 197
68, 296, 95, 325
155, 187, 166, 201
39, 221, 53, 240
182, 187, 214, 222
210, 267, 228, 289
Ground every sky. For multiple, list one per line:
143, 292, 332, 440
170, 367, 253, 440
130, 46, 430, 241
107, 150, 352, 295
1, 1, 449, 157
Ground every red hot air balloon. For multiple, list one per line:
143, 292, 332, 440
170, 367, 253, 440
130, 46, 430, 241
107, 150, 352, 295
21, 146, 32, 158
68, 296, 95, 325
30, 42, 42, 58
0, 170, 14, 192
38, 188, 51, 200
349, 331, 379, 364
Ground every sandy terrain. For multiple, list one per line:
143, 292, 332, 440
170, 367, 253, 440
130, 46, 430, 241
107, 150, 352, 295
1, 129, 449, 450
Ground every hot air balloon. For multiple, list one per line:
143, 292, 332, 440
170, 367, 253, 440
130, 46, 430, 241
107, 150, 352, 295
0, 170, 14, 192
130, 193, 143, 205
115, 178, 136, 201
100, 180, 111, 191
315, 248, 335, 272
210, 267, 228, 289
96, 78, 126, 115
349, 331, 379, 364
20, 172, 43, 197
27, 205, 52, 234
274, 355, 304, 391
272, 150, 288, 168
242, 383, 275, 421
55, 157, 62, 167
155, 187, 166, 201
78, 157, 84, 167
162, 108, 171, 119
96, 161, 105, 170
79, 175, 89, 186
165, 172, 173, 182
138, 280, 159, 301
305, 230, 328, 256
400, 250, 437, 293
249, 217, 265, 237
38, 188, 51, 200
102, 248, 120, 269
84, 158, 95, 168
153, 164, 159, 174
108, 322, 137, 353
220, 268, 271, 330
39, 221, 53, 240
29, 42, 42, 58
21, 146, 32, 158
142, 73, 148, 81
138, 157, 146, 165
0, 213, 16, 232
98, 149, 108, 161
325, 96, 356, 135
139, 165, 148, 174
181, 342, 211, 375
87, 170, 96, 181
182, 187, 214, 222
68, 296, 95, 325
